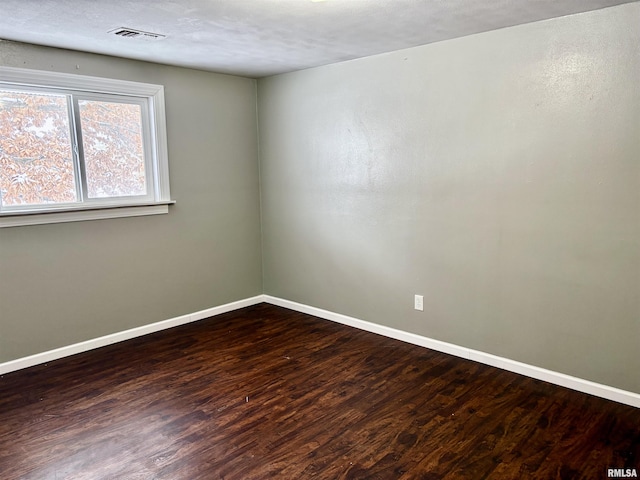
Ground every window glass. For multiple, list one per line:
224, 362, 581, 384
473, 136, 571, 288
0, 90, 76, 206
78, 100, 147, 199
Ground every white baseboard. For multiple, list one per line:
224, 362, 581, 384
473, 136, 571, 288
0, 295, 264, 376
263, 295, 640, 409
3, 294, 638, 408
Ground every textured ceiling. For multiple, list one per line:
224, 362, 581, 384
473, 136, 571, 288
0, 0, 637, 78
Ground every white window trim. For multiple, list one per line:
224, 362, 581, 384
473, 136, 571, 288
0, 66, 173, 228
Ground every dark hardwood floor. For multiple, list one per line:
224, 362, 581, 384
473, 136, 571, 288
0, 304, 638, 479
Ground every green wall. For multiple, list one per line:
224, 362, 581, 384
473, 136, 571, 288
0, 41, 263, 361
258, 3, 640, 393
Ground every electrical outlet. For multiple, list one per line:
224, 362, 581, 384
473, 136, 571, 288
414, 294, 424, 311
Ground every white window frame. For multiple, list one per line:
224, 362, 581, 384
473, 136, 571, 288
0, 66, 173, 228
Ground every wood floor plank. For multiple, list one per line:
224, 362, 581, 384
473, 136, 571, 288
0, 303, 638, 479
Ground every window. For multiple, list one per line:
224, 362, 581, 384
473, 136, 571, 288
0, 67, 172, 227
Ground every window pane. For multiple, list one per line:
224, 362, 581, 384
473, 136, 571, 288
78, 100, 147, 198
0, 90, 76, 206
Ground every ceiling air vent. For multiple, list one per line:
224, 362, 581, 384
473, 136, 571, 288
108, 27, 166, 40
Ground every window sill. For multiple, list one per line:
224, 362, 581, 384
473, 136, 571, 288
0, 201, 175, 228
